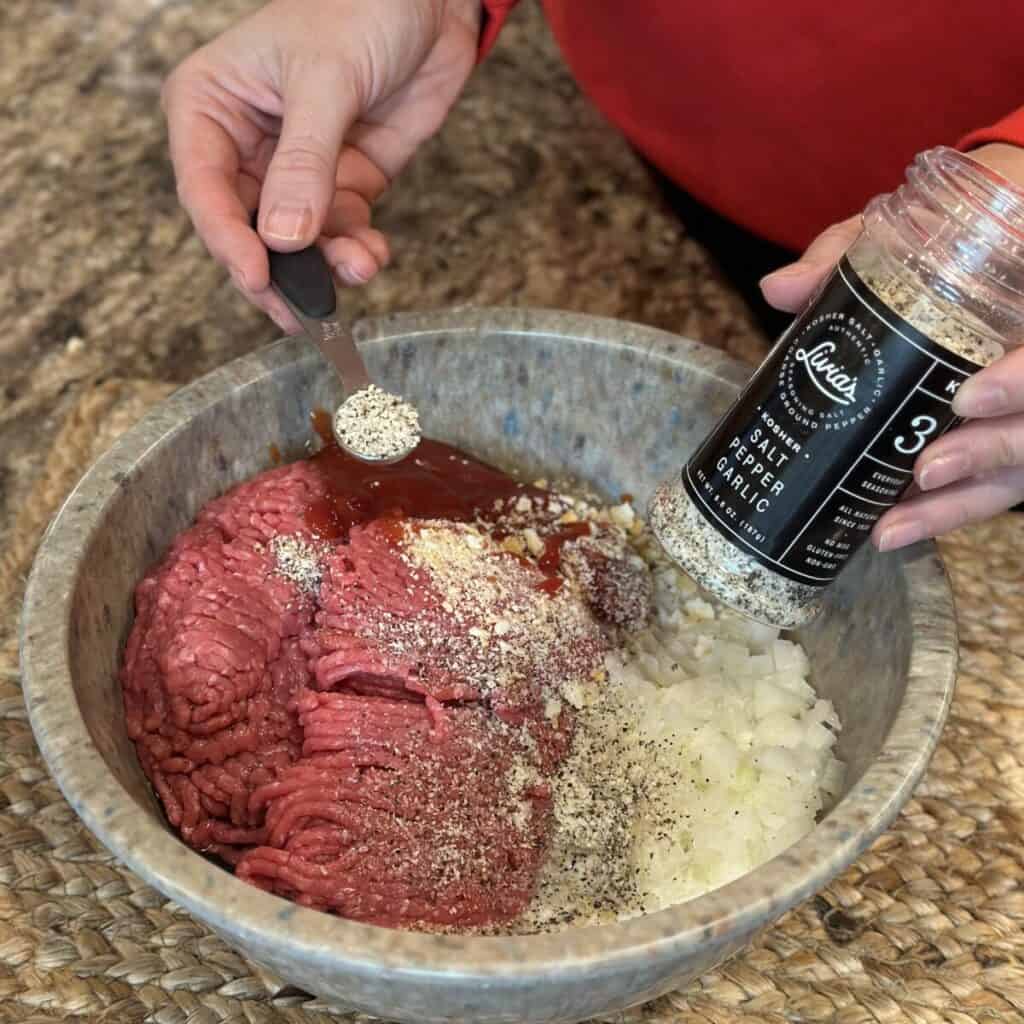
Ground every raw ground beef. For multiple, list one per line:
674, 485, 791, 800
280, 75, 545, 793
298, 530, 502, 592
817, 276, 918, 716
121, 443, 651, 928
122, 463, 326, 860
236, 692, 550, 926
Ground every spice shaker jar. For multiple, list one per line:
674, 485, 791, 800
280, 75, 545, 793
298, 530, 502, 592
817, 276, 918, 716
649, 146, 1024, 628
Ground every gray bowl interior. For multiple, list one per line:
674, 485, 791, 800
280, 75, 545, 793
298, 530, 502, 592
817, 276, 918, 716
22, 310, 956, 1024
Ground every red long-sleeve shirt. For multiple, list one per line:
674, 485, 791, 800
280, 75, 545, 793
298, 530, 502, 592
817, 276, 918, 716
481, 1, 1024, 252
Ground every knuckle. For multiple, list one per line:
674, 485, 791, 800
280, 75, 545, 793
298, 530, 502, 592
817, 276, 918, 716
273, 140, 334, 181
935, 499, 972, 535
160, 65, 183, 107
948, 503, 972, 532
992, 427, 1022, 469
810, 217, 862, 255
160, 56, 199, 112
820, 221, 858, 247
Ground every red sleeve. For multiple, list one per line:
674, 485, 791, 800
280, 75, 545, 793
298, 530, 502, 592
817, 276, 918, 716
959, 107, 1024, 152
478, 0, 521, 62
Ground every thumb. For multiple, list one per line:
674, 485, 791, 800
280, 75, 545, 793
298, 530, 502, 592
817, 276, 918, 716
258, 59, 359, 251
759, 215, 862, 313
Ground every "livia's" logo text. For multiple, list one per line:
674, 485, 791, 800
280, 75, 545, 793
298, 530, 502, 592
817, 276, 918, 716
794, 341, 857, 406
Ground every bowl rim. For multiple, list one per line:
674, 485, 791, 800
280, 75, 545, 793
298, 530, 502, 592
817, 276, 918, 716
20, 307, 957, 982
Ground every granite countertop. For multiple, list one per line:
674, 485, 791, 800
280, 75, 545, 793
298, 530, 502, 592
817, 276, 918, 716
0, 0, 764, 551
6, 4, 1024, 1024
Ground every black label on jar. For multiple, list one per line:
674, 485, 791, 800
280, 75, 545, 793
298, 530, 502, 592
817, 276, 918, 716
682, 256, 977, 586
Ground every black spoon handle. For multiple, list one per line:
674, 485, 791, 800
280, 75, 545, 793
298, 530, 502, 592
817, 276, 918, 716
251, 212, 337, 319
266, 243, 337, 319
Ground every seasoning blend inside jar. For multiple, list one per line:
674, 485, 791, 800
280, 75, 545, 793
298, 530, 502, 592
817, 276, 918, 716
650, 147, 1024, 628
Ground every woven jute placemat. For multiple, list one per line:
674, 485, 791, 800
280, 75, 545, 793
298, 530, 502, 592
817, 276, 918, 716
2, 379, 1023, 1024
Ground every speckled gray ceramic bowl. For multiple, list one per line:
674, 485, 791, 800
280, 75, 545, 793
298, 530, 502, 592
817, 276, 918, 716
21, 309, 956, 1024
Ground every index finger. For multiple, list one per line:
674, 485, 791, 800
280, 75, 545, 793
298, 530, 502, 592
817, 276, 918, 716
163, 75, 269, 293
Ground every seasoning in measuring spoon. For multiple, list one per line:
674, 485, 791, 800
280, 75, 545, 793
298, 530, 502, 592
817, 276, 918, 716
333, 384, 422, 462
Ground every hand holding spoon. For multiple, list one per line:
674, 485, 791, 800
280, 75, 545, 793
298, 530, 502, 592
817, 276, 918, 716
265, 241, 421, 464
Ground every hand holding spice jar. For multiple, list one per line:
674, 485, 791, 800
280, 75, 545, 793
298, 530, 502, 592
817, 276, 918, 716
761, 143, 1024, 554
651, 146, 1024, 628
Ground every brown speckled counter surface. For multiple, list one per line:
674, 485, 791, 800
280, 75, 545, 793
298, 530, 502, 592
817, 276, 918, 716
2, 2, 1024, 1022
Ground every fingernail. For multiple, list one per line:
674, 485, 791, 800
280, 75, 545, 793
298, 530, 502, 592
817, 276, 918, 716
263, 202, 312, 241
918, 451, 969, 490
229, 266, 248, 292
877, 520, 925, 552
953, 382, 1008, 417
335, 263, 371, 285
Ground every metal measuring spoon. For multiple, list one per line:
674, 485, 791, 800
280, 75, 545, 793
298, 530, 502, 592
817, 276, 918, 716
265, 241, 421, 464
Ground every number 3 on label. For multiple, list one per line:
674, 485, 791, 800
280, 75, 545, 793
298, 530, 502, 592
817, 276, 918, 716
894, 415, 938, 456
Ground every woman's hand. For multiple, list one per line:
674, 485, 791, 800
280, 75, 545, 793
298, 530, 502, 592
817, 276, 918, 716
759, 142, 1024, 550
162, 0, 481, 331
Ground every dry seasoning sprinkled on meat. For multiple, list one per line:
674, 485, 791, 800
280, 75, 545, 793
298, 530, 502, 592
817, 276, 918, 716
509, 530, 844, 931
333, 384, 421, 461
395, 520, 609, 706
517, 684, 648, 929
121, 442, 842, 934
560, 535, 653, 632
269, 535, 328, 592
